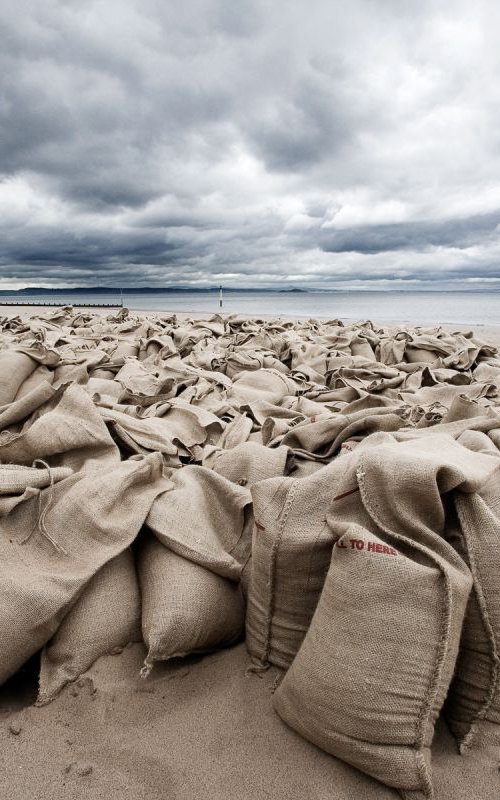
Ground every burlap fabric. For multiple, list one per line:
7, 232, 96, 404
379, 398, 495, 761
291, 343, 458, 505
139, 535, 245, 675
0, 350, 38, 405
0, 462, 73, 516
37, 548, 141, 704
0, 383, 120, 470
204, 441, 294, 488
445, 467, 500, 753
274, 522, 472, 799
146, 466, 251, 580
0, 453, 165, 685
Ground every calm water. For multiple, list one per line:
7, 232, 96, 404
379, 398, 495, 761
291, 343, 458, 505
2, 290, 499, 326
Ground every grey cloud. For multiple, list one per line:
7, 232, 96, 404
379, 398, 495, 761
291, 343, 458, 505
242, 72, 350, 172
1, 0, 500, 289
319, 211, 500, 255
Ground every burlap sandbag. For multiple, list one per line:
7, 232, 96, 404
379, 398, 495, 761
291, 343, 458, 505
228, 368, 298, 407
37, 548, 141, 704
279, 406, 408, 461
0, 381, 56, 430
99, 406, 180, 461
0, 349, 38, 404
158, 399, 225, 450
204, 441, 294, 488
215, 411, 253, 449
350, 434, 499, 547
445, 468, 500, 754
308, 433, 497, 793
274, 524, 472, 800
0, 452, 165, 685
14, 364, 55, 399
0, 382, 120, 470
139, 535, 245, 675
245, 442, 379, 671
146, 465, 251, 580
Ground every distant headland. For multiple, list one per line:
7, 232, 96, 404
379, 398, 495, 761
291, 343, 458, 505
0, 286, 309, 295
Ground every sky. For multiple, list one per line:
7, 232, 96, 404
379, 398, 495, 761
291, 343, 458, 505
1, 0, 500, 291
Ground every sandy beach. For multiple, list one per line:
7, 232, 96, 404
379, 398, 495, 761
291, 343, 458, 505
1, 305, 500, 800
1, 644, 499, 800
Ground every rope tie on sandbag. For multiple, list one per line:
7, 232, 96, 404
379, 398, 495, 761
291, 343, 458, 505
20, 459, 68, 555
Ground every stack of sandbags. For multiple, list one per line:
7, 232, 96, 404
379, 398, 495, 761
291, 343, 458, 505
139, 466, 252, 673
269, 435, 499, 798
1, 307, 500, 750
0, 453, 166, 687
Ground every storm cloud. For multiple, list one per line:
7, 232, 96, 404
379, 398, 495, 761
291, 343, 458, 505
1, 0, 500, 289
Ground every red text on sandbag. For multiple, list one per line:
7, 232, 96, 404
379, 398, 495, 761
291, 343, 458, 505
335, 539, 398, 556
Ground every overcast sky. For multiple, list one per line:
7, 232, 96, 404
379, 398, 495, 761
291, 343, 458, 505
1, 0, 500, 290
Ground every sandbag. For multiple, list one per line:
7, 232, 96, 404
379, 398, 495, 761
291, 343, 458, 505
273, 523, 472, 799
0, 452, 165, 685
0, 382, 120, 470
228, 368, 298, 407
99, 406, 180, 461
204, 441, 294, 487
139, 535, 244, 675
158, 399, 224, 450
0, 349, 38, 404
146, 465, 251, 580
37, 548, 141, 704
246, 444, 376, 671
216, 412, 253, 449
445, 468, 500, 754
0, 381, 57, 430
14, 364, 55, 399
305, 432, 499, 791
279, 406, 408, 461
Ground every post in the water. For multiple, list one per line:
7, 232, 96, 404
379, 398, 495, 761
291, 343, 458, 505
219, 285, 223, 309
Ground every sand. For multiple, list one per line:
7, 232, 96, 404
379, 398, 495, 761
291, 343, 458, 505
1, 306, 499, 800
0, 643, 498, 800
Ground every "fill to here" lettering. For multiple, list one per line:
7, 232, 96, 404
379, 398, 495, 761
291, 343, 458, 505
335, 539, 399, 556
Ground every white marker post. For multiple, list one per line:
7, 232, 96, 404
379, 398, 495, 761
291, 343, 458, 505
219, 285, 223, 309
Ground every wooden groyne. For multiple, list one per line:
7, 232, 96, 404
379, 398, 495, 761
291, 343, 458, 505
0, 300, 124, 308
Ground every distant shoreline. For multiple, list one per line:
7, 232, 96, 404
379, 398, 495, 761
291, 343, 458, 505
1, 287, 500, 296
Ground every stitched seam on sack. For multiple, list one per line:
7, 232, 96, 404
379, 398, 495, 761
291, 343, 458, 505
356, 466, 446, 799
225, 499, 253, 558
305, 521, 330, 595
454, 494, 499, 751
260, 480, 298, 666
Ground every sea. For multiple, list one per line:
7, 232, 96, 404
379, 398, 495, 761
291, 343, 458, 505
1, 290, 499, 327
